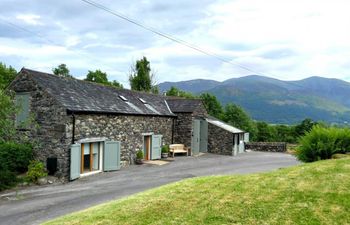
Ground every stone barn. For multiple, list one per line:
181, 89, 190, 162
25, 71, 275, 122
9, 68, 248, 181
167, 98, 248, 156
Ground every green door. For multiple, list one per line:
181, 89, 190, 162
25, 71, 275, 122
104, 141, 121, 171
191, 119, 200, 155
70, 144, 81, 181
151, 135, 162, 160
200, 120, 208, 152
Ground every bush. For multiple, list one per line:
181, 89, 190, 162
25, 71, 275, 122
297, 126, 350, 162
136, 150, 144, 159
0, 142, 33, 173
161, 145, 169, 153
0, 170, 17, 191
26, 160, 47, 183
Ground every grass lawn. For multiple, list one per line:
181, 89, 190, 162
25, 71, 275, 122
45, 158, 350, 225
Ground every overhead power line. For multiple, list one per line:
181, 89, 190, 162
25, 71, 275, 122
0, 17, 111, 72
80, 0, 268, 76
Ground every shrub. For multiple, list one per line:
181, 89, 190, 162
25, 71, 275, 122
136, 150, 144, 159
161, 145, 169, 153
297, 126, 350, 162
26, 160, 47, 183
0, 142, 33, 173
0, 170, 17, 191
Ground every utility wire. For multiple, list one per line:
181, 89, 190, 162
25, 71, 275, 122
80, 0, 268, 76
0, 17, 112, 72
0, 18, 58, 45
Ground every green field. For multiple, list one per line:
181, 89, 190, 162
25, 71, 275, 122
45, 159, 350, 225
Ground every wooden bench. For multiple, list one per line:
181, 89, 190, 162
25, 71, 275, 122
169, 144, 189, 157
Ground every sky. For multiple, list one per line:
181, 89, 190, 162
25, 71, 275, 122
0, 0, 350, 87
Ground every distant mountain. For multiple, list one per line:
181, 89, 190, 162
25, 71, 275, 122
159, 75, 350, 124
160, 79, 220, 93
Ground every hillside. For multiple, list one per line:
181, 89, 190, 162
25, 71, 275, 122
45, 158, 350, 225
159, 76, 350, 124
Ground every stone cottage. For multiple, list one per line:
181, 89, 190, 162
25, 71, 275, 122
9, 68, 248, 181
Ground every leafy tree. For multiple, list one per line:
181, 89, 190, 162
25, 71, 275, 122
255, 121, 274, 142
110, 80, 123, 89
274, 124, 296, 143
0, 89, 16, 142
294, 118, 317, 136
0, 63, 17, 89
129, 56, 157, 93
85, 70, 109, 84
222, 103, 256, 137
52, 64, 72, 78
200, 93, 223, 119
166, 86, 196, 99
85, 70, 123, 89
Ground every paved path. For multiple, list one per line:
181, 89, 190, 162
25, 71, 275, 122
0, 152, 299, 225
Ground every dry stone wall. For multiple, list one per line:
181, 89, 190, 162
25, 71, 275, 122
245, 142, 287, 152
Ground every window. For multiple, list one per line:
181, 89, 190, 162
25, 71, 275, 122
15, 93, 30, 126
139, 98, 147, 104
119, 95, 128, 101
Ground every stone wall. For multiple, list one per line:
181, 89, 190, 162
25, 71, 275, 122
173, 102, 208, 148
71, 114, 173, 166
8, 72, 71, 179
245, 142, 287, 152
173, 113, 192, 147
208, 123, 234, 155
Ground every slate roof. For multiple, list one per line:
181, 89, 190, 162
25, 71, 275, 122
165, 98, 203, 113
21, 68, 175, 117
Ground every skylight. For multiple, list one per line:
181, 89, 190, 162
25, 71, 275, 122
139, 98, 147, 104
119, 95, 128, 101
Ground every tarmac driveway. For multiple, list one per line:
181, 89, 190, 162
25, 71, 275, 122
0, 151, 299, 225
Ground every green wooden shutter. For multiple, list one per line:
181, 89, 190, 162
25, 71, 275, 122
151, 135, 162, 160
70, 144, 81, 180
200, 120, 208, 153
104, 141, 121, 171
15, 93, 30, 126
191, 119, 200, 155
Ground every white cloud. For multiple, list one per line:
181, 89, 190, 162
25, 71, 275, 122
2, 0, 350, 84
16, 14, 43, 26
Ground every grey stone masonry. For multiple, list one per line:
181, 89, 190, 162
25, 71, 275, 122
8, 72, 72, 179
173, 100, 207, 148
71, 114, 173, 165
173, 113, 192, 147
245, 142, 287, 152
208, 123, 234, 155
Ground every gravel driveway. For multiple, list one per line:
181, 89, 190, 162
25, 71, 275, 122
0, 151, 299, 225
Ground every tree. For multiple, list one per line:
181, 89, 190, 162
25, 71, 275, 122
274, 124, 296, 143
222, 103, 256, 137
129, 56, 157, 93
52, 64, 72, 78
294, 118, 317, 136
255, 121, 274, 142
0, 89, 16, 142
0, 63, 17, 89
85, 70, 109, 84
200, 93, 223, 119
85, 70, 123, 89
166, 86, 196, 99
110, 80, 123, 89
